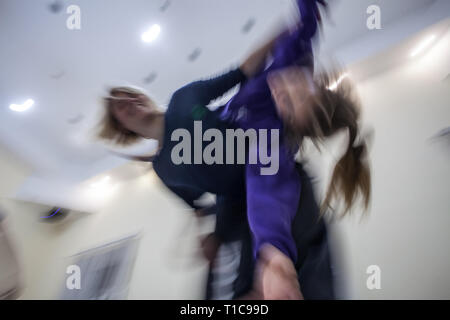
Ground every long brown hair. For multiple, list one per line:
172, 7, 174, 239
288, 71, 371, 217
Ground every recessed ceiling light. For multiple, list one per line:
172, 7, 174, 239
50, 70, 66, 80
410, 35, 436, 58
9, 99, 34, 112
67, 113, 85, 124
443, 74, 450, 83
48, 0, 63, 14
160, 0, 171, 12
242, 18, 256, 34
188, 48, 202, 62
142, 24, 161, 43
143, 72, 157, 84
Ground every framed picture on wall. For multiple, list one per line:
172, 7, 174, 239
60, 233, 140, 300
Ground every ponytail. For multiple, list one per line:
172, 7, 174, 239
276, 68, 372, 217
321, 127, 371, 217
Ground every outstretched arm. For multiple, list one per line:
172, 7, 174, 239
173, 29, 285, 108
268, 0, 327, 69
173, 68, 247, 108
297, 0, 328, 40
242, 0, 328, 79
246, 145, 301, 264
240, 28, 287, 78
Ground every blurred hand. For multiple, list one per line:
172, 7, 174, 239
315, 0, 329, 24
255, 244, 303, 300
200, 233, 221, 266
194, 208, 206, 218
240, 29, 288, 78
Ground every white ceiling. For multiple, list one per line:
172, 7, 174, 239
0, 0, 448, 210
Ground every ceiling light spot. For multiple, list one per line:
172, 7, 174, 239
142, 24, 161, 43
410, 35, 436, 58
90, 176, 111, 189
9, 99, 34, 112
327, 73, 349, 91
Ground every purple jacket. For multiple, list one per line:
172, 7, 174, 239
221, 0, 320, 262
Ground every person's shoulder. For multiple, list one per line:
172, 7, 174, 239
167, 87, 186, 113
168, 82, 200, 116
171, 82, 197, 100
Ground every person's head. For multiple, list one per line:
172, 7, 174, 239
268, 67, 371, 217
98, 86, 160, 146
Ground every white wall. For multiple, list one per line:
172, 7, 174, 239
308, 26, 450, 299
0, 168, 213, 299
0, 144, 31, 198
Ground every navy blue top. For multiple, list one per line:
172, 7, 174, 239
152, 68, 248, 209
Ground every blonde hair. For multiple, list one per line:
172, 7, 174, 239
98, 86, 146, 146
286, 71, 371, 217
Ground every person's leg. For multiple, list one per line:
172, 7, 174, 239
203, 196, 249, 300
207, 241, 243, 300
215, 195, 247, 243
205, 267, 214, 300
291, 164, 336, 299
232, 223, 255, 299
297, 221, 335, 299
